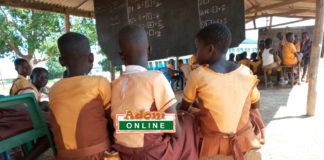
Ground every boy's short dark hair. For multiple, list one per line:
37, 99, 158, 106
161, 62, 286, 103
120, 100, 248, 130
31, 67, 48, 78
178, 59, 183, 63
302, 32, 309, 36
286, 32, 294, 39
265, 38, 272, 45
57, 32, 90, 56
196, 23, 232, 53
14, 58, 28, 69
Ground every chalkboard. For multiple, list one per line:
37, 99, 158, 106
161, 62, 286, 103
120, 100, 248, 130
94, 0, 245, 65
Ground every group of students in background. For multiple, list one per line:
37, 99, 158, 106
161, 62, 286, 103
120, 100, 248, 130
227, 31, 312, 87
5, 23, 265, 160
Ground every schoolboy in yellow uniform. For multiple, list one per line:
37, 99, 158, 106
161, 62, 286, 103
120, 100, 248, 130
111, 25, 199, 160
49, 32, 114, 160
10, 58, 31, 96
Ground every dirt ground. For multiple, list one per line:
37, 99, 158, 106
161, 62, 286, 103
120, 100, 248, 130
3, 68, 324, 160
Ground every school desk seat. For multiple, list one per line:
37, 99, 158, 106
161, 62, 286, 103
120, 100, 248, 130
0, 93, 55, 158
282, 63, 301, 87
199, 149, 262, 160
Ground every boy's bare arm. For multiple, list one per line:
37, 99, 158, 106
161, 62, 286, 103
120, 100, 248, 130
165, 104, 182, 137
179, 99, 192, 111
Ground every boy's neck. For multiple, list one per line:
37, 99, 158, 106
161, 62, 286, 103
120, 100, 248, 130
126, 60, 147, 68
19, 74, 27, 78
68, 69, 89, 77
208, 56, 238, 74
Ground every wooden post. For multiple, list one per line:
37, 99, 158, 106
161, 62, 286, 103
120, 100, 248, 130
64, 13, 70, 33
306, 0, 324, 116
110, 60, 115, 81
269, 16, 273, 29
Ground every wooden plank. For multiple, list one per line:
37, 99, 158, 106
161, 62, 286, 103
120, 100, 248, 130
306, 0, 324, 116
75, 0, 89, 9
0, 0, 94, 18
246, 18, 312, 30
246, 9, 315, 19
246, 0, 304, 14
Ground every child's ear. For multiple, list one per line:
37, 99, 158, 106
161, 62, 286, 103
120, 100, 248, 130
89, 53, 94, 63
208, 44, 215, 55
147, 46, 152, 57
59, 57, 66, 67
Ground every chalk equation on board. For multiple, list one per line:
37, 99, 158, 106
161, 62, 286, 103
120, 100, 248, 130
127, 0, 165, 38
198, 0, 228, 28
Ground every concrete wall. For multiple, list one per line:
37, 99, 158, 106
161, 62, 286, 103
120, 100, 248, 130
258, 26, 324, 57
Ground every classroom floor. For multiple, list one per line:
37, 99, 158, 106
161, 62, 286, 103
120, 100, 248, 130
5, 68, 324, 160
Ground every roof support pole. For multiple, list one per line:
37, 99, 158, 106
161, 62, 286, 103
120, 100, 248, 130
64, 12, 70, 33
306, 0, 324, 116
269, 16, 273, 29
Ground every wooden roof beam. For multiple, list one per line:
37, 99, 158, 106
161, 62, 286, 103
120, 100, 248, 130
246, 9, 315, 19
245, 18, 312, 30
75, 0, 89, 9
246, 0, 304, 14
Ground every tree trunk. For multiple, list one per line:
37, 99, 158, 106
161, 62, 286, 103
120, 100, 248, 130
306, 0, 324, 116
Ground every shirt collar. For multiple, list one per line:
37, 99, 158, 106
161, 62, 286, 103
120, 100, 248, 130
18, 74, 27, 80
123, 65, 147, 75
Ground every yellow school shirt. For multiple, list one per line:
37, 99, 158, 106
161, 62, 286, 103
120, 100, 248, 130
10, 74, 29, 96
282, 42, 297, 66
183, 65, 259, 133
111, 70, 177, 148
49, 76, 111, 151
167, 64, 176, 78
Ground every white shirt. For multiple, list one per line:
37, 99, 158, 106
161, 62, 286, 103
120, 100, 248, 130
262, 48, 274, 66
123, 65, 147, 75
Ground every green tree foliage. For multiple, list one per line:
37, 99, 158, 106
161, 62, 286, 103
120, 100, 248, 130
46, 57, 65, 80
0, 7, 103, 79
0, 7, 64, 66
99, 57, 122, 72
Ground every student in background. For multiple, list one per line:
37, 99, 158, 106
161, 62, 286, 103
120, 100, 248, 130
178, 59, 191, 87
167, 59, 180, 90
250, 52, 261, 75
238, 52, 252, 69
301, 32, 312, 82
9, 58, 31, 96
180, 23, 265, 160
190, 53, 200, 70
262, 38, 286, 86
282, 32, 298, 66
17, 67, 49, 111
257, 40, 265, 60
228, 53, 235, 62
294, 34, 301, 53
111, 25, 199, 160
49, 32, 114, 160
276, 32, 285, 58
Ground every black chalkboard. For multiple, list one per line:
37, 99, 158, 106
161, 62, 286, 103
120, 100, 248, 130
94, 0, 245, 65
